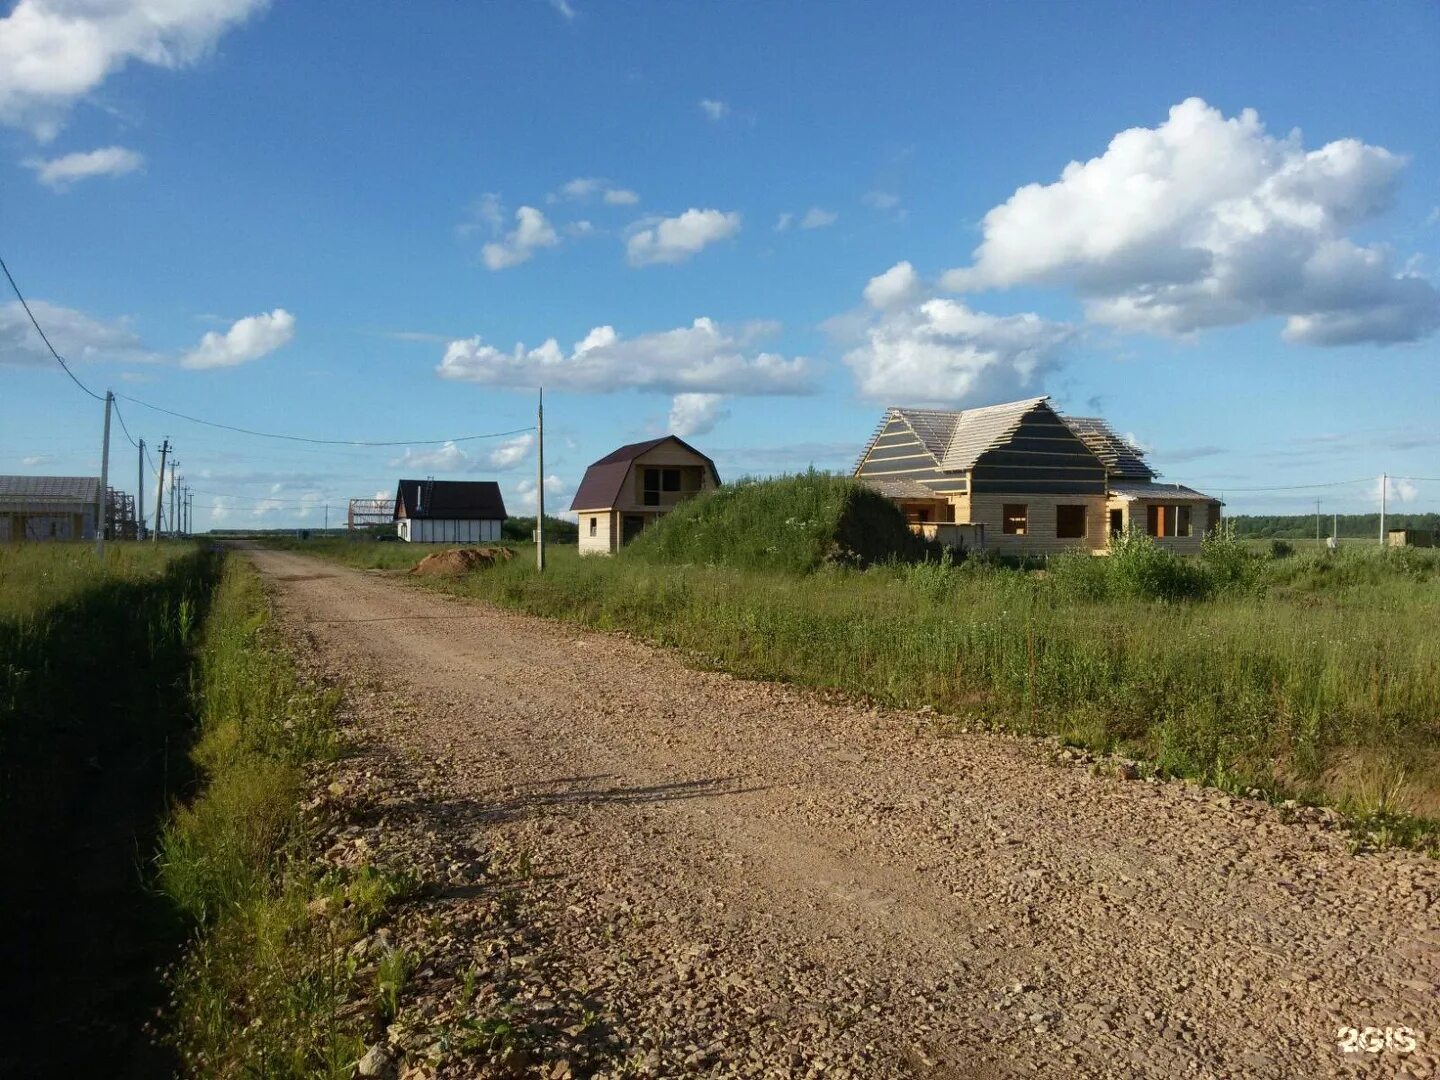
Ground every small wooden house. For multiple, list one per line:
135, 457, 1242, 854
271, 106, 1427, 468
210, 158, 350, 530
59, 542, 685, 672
0, 475, 101, 542
853, 397, 1221, 555
393, 479, 507, 543
570, 436, 721, 555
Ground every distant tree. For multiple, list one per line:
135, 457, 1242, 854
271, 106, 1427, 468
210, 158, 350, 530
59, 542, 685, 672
503, 514, 579, 543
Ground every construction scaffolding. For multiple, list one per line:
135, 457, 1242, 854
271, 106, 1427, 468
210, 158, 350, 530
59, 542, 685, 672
348, 496, 396, 537
105, 488, 138, 540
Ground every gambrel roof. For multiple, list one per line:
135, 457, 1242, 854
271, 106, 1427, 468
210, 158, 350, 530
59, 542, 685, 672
1060, 415, 1154, 480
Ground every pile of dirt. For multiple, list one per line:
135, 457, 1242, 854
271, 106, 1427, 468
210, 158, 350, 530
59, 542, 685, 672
409, 547, 514, 576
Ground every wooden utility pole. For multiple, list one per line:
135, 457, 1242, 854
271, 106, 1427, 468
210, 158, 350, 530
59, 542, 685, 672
1315, 499, 1321, 545
536, 387, 546, 572
169, 460, 179, 539
153, 440, 169, 542
137, 438, 146, 539
96, 390, 113, 559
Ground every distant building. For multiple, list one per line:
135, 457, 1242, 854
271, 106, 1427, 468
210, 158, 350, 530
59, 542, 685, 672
392, 479, 507, 543
853, 396, 1222, 555
1387, 528, 1434, 548
570, 436, 721, 555
0, 476, 101, 542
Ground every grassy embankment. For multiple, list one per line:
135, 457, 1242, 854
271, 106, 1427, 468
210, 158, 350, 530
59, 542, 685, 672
1, 543, 413, 1077
0, 542, 220, 1074
159, 553, 415, 1078
278, 475, 1440, 848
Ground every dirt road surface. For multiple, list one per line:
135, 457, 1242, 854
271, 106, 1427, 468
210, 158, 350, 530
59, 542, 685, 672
251, 548, 1438, 1079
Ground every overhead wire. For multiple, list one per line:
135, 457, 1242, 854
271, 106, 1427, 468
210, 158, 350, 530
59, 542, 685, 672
0, 252, 106, 402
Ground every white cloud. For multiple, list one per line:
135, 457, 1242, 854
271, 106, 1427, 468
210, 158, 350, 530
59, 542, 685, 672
799, 207, 838, 230
862, 260, 921, 309
698, 98, 729, 122
438, 316, 810, 396
774, 212, 794, 232
21, 454, 51, 466
548, 0, 577, 21
180, 308, 294, 369
390, 432, 535, 474
0, 299, 152, 365
1373, 475, 1419, 506
0, 0, 267, 137
668, 392, 729, 437
626, 208, 740, 266
555, 178, 639, 206
863, 191, 901, 211
482, 206, 559, 270
512, 473, 569, 515
838, 266, 1072, 406
942, 97, 1439, 346
26, 145, 142, 189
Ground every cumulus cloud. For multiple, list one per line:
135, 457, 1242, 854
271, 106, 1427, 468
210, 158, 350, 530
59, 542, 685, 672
839, 263, 1073, 406
668, 393, 729, 436
0, 0, 267, 137
482, 206, 560, 270
698, 98, 729, 122
390, 432, 535, 474
21, 454, 52, 466
626, 208, 740, 266
26, 145, 142, 189
512, 473, 569, 515
603, 187, 639, 205
438, 317, 810, 396
0, 299, 152, 365
863, 191, 901, 211
862, 260, 921, 309
942, 97, 1439, 346
181, 309, 294, 369
1373, 475, 1419, 506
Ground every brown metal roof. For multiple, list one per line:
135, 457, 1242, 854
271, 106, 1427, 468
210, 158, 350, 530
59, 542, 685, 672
1061, 415, 1154, 480
569, 435, 720, 511
393, 479, 507, 520
0, 475, 100, 503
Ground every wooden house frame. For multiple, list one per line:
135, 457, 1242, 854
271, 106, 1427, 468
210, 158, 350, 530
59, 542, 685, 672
853, 397, 1221, 554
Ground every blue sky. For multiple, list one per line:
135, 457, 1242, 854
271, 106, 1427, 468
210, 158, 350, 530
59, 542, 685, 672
2, 0, 1437, 528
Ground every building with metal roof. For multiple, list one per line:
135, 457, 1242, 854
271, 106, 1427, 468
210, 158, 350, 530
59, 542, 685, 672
852, 398, 1221, 555
392, 479, 508, 543
0, 476, 101, 542
569, 436, 720, 554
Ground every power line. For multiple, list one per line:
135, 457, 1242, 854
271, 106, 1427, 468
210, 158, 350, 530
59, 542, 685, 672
1200, 477, 1376, 492
110, 396, 140, 450
1, 252, 106, 402
115, 393, 534, 448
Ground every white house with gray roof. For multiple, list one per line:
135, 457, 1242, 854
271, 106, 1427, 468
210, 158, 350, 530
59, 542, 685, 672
852, 397, 1221, 555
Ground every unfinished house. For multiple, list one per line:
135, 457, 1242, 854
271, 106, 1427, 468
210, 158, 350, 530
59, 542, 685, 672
392, 479, 507, 542
570, 436, 721, 555
0, 476, 101, 542
853, 397, 1220, 555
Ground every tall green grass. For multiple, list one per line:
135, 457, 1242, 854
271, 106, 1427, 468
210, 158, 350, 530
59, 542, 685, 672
160, 556, 412, 1078
393, 539, 1440, 839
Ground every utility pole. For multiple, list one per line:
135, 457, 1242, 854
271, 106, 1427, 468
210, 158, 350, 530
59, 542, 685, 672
137, 438, 146, 539
187, 491, 194, 537
536, 387, 546, 572
169, 460, 180, 539
153, 439, 169, 542
324, 504, 329, 534
1315, 498, 1321, 546
1380, 472, 1387, 549
96, 390, 113, 559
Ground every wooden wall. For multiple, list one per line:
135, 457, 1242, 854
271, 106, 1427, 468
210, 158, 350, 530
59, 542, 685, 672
959, 493, 1110, 554
968, 406, 1107, 496
578, 509, 616, 555
855, 415, 967, 497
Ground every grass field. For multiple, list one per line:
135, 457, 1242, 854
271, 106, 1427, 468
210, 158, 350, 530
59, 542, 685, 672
270, 482, 1440, 850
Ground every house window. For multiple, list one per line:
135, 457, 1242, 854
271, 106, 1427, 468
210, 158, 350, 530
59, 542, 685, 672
662, 468, 681, 492
1056, 504, 1087, 539
1002, 503, 1028, 535
642, 468, 660, 506
1177, 506, 1192, 538
1146, 505, 1163, 537
589, 516, 597, 537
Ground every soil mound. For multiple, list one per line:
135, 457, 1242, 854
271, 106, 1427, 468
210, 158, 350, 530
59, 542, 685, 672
409, 547, 514, 576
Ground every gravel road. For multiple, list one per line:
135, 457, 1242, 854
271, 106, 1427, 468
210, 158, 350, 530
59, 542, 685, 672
252, 547, 1437, 1079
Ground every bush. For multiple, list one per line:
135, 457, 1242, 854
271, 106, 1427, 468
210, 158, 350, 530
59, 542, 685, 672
1200, 522, 1266, 596
1106, 530, 1213, 602
1269, 539, 1295, 559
